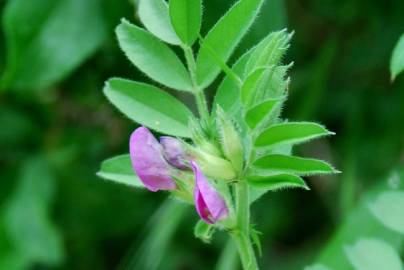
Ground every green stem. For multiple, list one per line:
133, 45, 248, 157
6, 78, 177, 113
183, 45, 209, 121
231, 181, 259, 270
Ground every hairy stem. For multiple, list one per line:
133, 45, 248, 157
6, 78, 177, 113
183, 45, 209, 121
232, 181, 259, 270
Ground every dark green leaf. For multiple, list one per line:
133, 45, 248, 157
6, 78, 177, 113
196, 0, 264, 88
138, 0, 181, 45
116, 19, 192, 91
97, 155, 143, 188
104, 78, 193, 137
253, 154, 338, 175
255, 122, 334, 148
169, 0, 202, 45
1, 0, 106, 91
247, 174, 309, 191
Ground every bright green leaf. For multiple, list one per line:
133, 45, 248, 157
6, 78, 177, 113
194, 220, 215, 243
390, 33, 404, 81
116, 19, 192, 91
245, 29, 292, 74
169, 0, 202, 45
196, 0, 264, 88
369, 191, 404, 235
255, 122, 334, 148
344, 238, 403, 270
247, 174, 309, 191
138, 0, 181, 45
245, 98, 281, 129
1, 0, 106, 91
97, 155, 144, 188
253, 154, 338, 175
104, 78, 193, 137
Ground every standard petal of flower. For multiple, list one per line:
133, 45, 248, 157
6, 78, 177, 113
130, 127, 176, 192
191, 161, 228, 224
160, 136, 188, 169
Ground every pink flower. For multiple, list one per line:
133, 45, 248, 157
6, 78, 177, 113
129, 127, 176, 192
191, 161, 228, 224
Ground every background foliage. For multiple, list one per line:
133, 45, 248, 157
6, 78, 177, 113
0, 0, 403, 269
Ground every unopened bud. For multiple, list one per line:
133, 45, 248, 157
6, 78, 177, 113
216, 107, 244, 174
192, 148, 236, 181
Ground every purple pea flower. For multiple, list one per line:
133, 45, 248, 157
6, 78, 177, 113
130, 127, 176, 192
191, 161, 228, 224
160, 136, 189, 169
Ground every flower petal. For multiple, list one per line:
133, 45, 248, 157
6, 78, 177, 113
160, 136, 189, 169
130, 127, 176, 192
191, 161, 228, 223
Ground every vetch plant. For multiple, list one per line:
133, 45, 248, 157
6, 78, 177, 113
98, 0, 339, 269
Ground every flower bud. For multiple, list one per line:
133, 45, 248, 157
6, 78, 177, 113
160, 136, 189, 169
216, 107, 244, 174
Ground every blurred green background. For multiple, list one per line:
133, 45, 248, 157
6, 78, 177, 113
0, 0, 403, 269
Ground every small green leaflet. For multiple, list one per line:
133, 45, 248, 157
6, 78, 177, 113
245, 29, 292, 74
104, 78, 193, 137
252, 154, 338, 176
138, 0, 181, 45
240, 67, 268, 106
247, 174, 309, 191
344, 238, 403, 270
369, 191, 404, 235
390, 33, 404, 81
255, 122, 334, 148
169, 0, 202, 45
116, 19, 192, 91
196, 0, 264, 88
245, 98, 281, 129
97, 155, 143, 188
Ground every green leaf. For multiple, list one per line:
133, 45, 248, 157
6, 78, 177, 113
213, 50, 252, 115
240, 67, 268, 106
252, 154, 338, 176
97, 155, 143, 188
245, 98, 281, 129
116, 19, 192, 91
390, 33, 404, 81
344, 238, 403, 270
1, 0, 106, 91
194, 220, 215, 243
104, 78, 193, 137
196, 0, 264, 88
250, 227, 263, 256
369, 191, 404, 235
169, 0, 202, 45
247, 174, 309, 191
138, 0, 181, 45
255, 122, 334, 148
